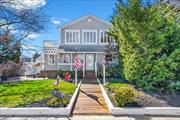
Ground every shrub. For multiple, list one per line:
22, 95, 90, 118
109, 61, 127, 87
47, 97, 60, 107
169, 81, 180, 92
109, 0, 180, 92
47, 96, 70, 107
98, 64, 123, 78
115, 87, 135, 107
58, 70, 83, 78
0, 61, 20, 78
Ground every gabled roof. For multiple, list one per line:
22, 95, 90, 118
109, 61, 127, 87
59, 14, 112, 30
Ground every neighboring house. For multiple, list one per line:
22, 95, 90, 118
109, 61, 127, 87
20, 56, 42, 76
159, 0, 180, 11
41, 15, 116, 78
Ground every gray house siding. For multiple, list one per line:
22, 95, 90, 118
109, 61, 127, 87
44, 54, 58, 70
60, 16, 111, 45
41, 15, 114, 78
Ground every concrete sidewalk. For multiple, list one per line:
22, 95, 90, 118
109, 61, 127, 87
1, 116, 180, 120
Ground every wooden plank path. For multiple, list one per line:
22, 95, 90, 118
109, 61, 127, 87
73, 79, 110, 115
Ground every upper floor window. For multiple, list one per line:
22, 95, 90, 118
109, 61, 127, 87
82, 30, 97, 44
65, 30, 80, 44
100, 30, 112, 44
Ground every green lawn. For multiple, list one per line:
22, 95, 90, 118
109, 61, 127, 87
105, 78, 133, 91
0, 79, 76, 107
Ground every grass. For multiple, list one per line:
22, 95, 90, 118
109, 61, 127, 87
0, 79, 76, 107
105, 78, 133, 92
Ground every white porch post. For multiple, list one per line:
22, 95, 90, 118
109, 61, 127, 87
102, 55, 106, 85
70, 53, 72, 71
58, 53, 59, 70
83, 53, 85, 78
42, 53, 45, 71
95, 53, 97, 78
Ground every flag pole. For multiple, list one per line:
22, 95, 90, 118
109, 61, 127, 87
75, 47, 77, 86
75, 68, 77, 86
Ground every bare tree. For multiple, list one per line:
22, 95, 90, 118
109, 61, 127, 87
0, 0, 47, 62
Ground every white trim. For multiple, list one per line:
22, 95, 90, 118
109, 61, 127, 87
58, 63, 73, 65
59, 15, 112, 30
59, 51, 105, 53
82, 29, 98, 44
65, 29, 80, 44
70, 53, 72, 70
48, 54, 55, 65
83, 53, 85, 78
99, 29, 111, 45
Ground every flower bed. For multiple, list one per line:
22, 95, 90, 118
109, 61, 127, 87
104, 78, 180, 107
98, 78, 180, 116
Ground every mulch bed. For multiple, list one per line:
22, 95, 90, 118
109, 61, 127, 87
106, 87, 180, 107
25, 98, 50, 107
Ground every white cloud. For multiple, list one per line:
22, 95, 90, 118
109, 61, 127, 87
51, 17, 69, 25
22, 45, 39, 55
51, 20, 61, 25
27, 33, 41, 39
61, 18, 69, 22
12, 0, 46, 9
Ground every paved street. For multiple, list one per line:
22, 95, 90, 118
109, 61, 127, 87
1, 116, 180, 120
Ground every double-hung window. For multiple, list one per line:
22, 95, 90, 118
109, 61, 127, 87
63, 54, 71, 63
65, 30, 80, 44
48, 55, 55, 65
82, 30, 97, 44
100, 30, 112, 44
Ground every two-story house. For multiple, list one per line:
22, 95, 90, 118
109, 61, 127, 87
40, 15, 115, 78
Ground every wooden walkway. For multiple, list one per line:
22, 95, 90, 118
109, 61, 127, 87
73, 79, 110, 115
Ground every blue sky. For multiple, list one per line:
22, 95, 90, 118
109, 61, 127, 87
23, 0, 117, 56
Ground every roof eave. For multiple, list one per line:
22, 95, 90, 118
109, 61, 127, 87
58, 14, 112, 31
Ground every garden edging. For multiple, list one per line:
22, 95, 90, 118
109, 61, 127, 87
97, 78, 180, 116
0, 81, 82, 116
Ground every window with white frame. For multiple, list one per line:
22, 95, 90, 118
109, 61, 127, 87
63, 54, 71, 63
100, 30, 112, 44
65, 30, 80, 44
48, 55, 55, 65
82, 30, 97, 44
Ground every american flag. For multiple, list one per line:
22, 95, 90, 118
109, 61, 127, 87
74, 56, 82, 69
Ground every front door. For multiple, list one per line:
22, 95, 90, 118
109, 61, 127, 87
86, 54, 94, 70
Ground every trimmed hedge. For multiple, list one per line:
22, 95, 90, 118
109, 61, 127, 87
115, 87, 135, 107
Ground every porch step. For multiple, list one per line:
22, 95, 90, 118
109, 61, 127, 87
85, 71, 96, 79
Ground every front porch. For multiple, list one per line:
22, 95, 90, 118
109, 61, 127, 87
57, 52, 104, 78
42, 49, 105, 78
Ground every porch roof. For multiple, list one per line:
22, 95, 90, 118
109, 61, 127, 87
59, 45, 107, 52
